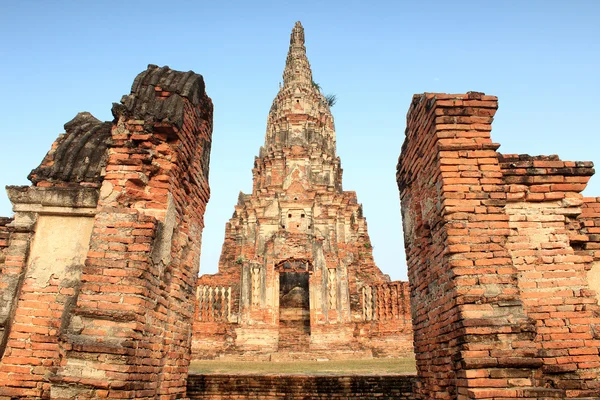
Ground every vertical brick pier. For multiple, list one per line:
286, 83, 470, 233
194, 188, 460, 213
397, 92, 600, 399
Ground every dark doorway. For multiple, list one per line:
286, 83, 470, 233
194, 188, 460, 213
278, 272, 310, 351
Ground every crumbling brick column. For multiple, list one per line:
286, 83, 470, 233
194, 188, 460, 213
0, 215, 28, 360
49, 66, 213, 399
0, 65, 213, 400
397, 92, 600, 399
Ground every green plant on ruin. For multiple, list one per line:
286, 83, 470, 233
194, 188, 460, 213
312, 81, 337, 108
325, 93, 337, 108
235, 256, 245, 265
311, 80, 321, 92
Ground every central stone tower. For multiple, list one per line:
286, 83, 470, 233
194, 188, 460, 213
192, 22, 412, 360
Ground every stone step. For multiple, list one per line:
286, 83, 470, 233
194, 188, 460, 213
278, 318, 311, 351
214, 348, 374, 362
270, 349, 373, 361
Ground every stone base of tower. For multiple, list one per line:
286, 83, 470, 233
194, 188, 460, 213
191, 320, 414, 361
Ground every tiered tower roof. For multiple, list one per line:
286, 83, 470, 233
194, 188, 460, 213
256, 22, 340, 195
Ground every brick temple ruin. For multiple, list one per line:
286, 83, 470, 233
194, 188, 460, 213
190, 22, 412, 361
1, 21, 600, 400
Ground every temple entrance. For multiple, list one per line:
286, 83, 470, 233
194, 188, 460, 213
277, 260, 311, 351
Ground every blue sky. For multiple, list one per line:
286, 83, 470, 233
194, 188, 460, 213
0, 1, 598, 280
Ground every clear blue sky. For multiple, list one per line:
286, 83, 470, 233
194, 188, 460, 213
0, 1, 598, 280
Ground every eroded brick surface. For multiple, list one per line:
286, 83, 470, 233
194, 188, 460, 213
397, 92, 600, 399
192, 22, 413, 361
575, 197, 600, 305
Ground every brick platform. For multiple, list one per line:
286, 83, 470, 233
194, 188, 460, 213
187, 373, 417, 399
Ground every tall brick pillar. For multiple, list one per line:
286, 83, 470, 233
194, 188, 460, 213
0, 64, 212, 399
397, 92, 600, 399
49, 66, 213, 399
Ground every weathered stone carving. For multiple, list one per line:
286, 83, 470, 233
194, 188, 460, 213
28, 112, 113, 187
197, 285, 231, 322
327, 268, 337, 310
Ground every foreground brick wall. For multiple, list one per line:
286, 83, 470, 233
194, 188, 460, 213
0, 188, 82, 400
187, 373, 417, 399
397, 92, 600, 399
0, 112, 112, 400
0, 65, 213, 399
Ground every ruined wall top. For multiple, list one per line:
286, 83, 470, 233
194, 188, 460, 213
28, 112, 112, 187
27, 65, 210, 189
113, 64, 209, 130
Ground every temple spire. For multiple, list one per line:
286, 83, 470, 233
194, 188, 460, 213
282, 21, 313, 87
263, 22, 336, 160
290, 21, 305, 46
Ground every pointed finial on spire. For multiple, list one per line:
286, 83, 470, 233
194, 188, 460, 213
290, 21, 305, 46
282, 21, 312, 88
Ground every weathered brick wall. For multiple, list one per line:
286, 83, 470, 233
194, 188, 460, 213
498, 154, 600, 396
576, 197, 600, 304
0, 65, 213, 399
0, 187, 94, 400
51, 66, 213, 399
577, 197, 600, 255
0, 110, 112, 399
397, 92, 600, 399
398, 92, 533, 399
187, 373, 417, 399
0, 216, 18, 360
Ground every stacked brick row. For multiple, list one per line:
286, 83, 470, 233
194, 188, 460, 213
0, 65, 213, 399
187, 373, 417, 399
397, 92, 600, 399
577, 198, 600, 253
